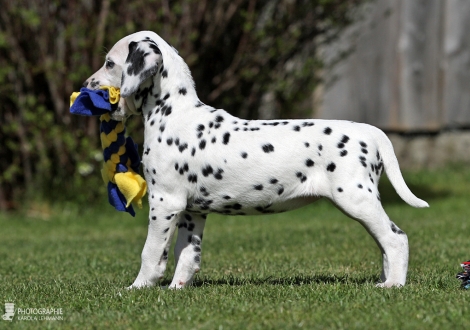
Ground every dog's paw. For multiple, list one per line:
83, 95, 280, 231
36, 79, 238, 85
375, 282, 404, 288
126, 280, 156, 290
168, 280, 187, 290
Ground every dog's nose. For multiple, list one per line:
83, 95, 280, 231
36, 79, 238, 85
82, 80, 89, 88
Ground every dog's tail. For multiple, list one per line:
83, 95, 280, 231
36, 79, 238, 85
375, 129, 429, 208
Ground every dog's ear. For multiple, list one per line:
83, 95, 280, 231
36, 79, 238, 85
120, 39, 162, 98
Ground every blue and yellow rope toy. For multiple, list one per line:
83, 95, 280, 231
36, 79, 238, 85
70, 87, 147, 216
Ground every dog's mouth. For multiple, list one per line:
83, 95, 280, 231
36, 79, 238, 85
109, 96, 138, 121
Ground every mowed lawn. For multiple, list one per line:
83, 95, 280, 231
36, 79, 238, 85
0, 166, 469, 329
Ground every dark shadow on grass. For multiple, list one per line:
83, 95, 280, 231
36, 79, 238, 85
378, 176, 451, 206
185, 273, 379, 288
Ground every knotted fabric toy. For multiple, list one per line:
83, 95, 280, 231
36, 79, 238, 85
70, 87, 147, 216
456, 260, 470, 289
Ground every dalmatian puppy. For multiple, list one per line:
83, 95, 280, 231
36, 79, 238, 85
84, 31, 428, 289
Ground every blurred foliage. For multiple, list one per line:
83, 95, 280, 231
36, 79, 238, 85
0, 0, 363, 210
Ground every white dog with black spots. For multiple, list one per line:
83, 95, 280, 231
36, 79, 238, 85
83, 31, 428, 289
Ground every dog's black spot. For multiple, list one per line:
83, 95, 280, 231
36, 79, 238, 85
254, 184, 263, 191
361, 148, 368, 154
191, 147, 196, 157
241, 152, 248, 159
150, 120, 155, 126
340, 150, 348, 157
195, 101, 204, 107
278, 187, 285, 195
337, 143, 345, 149
199, 139, 206, 150
179, 87, 187, 95
166, 138, 173, 146
305, 159, 314, 167
187, 222, 195, 231
151, 216, 157, 220
358, 184, 363, 189
202, 165, 213, 177
148, 43, 161, 55
159, 124, 165, 132
164, 106, 172, 116
179, 143, 188, 153
304, 142, 310, 148
296, 172, 307, 183
327, 162, 336, 172
184, 214, 192, 221
197, 124, 205, 132
125, 42, 147, 75
211, 137, 216, 144
324, 127, 332, 135
293, 125, 301, 132
391, 222, 405, 234
215, 115, 224, 123
337, 187, 343, 192
262, 144, 274, 153
174, 163, 179, 171
188, 173, 198, 183
223, 195, 231, 200
360, 141, 367, 148
214, 169, 224, 180
341, 135, 350, 143
270, 178, 278, 184
223, 132, 231, 145
318, 144, 323, 151
163, 93, 170, 100
163, 227, 169, 233
359, 156, 367, 168
200, 187, 210, 197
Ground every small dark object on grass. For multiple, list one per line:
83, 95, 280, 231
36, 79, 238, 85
456, 260, 470, 289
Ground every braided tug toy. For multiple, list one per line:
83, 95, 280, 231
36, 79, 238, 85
70, 87, 147, 216
456, 260, 470, 289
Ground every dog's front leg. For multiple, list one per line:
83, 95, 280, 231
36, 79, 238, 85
128, 208, 182, 289
169, 212, 206, 289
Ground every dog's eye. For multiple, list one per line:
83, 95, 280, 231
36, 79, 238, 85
105, 60, 115, 69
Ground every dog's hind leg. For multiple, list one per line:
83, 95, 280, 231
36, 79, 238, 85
169, 213, 206, 289
128, 206, 183, 289
330, 187, 409, 287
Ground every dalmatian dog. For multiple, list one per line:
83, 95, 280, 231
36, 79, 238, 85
83, 31, 428, 289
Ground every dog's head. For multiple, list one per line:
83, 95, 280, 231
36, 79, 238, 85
84, 31, 165, 120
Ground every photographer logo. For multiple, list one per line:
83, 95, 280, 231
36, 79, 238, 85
2, 302, 63, 322
2, 303, 14, 321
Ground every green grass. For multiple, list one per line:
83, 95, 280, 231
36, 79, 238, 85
1, 166, 469, 329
